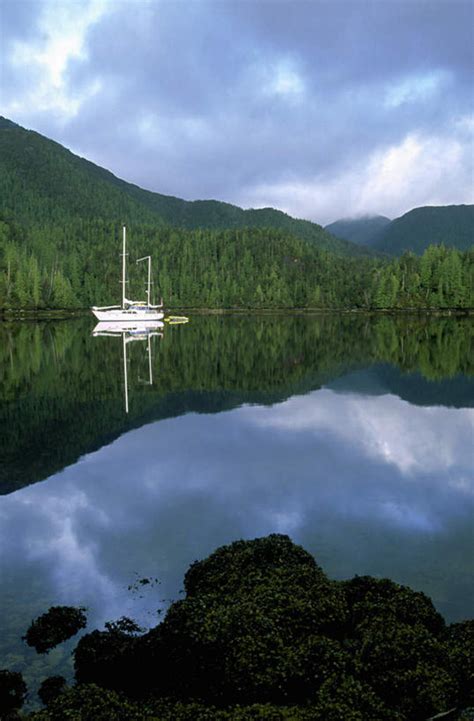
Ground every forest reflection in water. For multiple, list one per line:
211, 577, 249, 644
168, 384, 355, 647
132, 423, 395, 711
1, 313, 473, 495
0, 313, 473, 691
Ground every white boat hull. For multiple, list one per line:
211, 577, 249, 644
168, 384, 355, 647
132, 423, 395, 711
92, 309, 164, 322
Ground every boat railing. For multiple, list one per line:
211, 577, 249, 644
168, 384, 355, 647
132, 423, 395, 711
92, 304, 122, 311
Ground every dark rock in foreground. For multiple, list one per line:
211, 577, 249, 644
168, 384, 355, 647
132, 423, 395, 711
9, 535, 474, 720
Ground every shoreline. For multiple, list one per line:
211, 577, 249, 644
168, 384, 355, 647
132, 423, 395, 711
0, 306, 473, 321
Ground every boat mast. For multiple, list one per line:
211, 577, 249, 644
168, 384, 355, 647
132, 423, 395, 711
147, 256, 151, 305
122, 332, 129, 413
121, 225, 127, 309
148, 333, 153, 385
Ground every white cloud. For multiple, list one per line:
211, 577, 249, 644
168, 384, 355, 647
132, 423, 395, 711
269, 62, 305, 98
240, 389, 474, 479
253, 57, 306, 102
236, 120, 474, 223
2, 0, 107, 121
4, 486, 118, 611
384, 70, 450, 108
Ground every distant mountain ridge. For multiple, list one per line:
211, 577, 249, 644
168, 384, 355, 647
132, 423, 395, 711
327, 206, 473, 255
325, 215, 391, 246
371, 205, 474, 255
0, 116, 365, 256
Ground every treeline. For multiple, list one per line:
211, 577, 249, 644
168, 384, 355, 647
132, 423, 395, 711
373, 244, 473, 309
0, 218, 473, 310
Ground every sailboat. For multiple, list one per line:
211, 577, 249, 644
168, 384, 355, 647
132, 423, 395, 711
91, 225, 164, 322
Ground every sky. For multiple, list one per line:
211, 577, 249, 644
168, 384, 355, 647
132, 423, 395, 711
1, 0, 473, 225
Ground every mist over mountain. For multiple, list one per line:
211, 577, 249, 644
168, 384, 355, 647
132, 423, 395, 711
327, 206, 473, 255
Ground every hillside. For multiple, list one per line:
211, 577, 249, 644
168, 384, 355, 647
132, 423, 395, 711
0, 118, 472, 312
325, 215, 391, 246
0, 117, 362, 256
372, 205, 474, 255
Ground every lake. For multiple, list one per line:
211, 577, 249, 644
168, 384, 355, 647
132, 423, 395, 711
0, 313, 473, 693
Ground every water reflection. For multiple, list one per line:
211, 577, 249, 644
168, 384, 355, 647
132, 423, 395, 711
0, 314, 473, 692
1, 315, 473, 495
92, 321, 164, 412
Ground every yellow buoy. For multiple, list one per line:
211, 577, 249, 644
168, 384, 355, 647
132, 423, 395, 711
164, 316, 189, 324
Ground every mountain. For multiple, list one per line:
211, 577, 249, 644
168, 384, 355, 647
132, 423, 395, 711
0, 116, 363, 256
326, 206, 474, 255
328, 365, 474, 408
325, 215, 391, 246
372, 205, 474, 255
0, 118, 472, 312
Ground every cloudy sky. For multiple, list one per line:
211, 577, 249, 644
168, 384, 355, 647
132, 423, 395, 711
1, 0, 473, 224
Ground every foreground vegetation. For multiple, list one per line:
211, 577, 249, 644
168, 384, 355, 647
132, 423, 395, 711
1, 535, 473, 720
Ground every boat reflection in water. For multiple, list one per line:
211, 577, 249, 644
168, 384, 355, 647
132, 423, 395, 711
92, 321, 164, 413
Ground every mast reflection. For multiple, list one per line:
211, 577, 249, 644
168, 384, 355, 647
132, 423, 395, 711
92, 321, 164, 413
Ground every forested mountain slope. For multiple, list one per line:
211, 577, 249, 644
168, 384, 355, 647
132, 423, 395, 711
325, 215, 391, 246
0, 117, 360, 256
0, 118, 472, 311
372, 205, 474, 255
0, 118, 163, 227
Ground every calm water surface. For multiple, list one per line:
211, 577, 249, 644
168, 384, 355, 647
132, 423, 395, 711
0, 314, 473, 690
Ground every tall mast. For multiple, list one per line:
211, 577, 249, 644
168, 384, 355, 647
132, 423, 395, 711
122, 332, 129, 413
147, 256, 151, 305
148, 333, 153, 385
122, 225, 127, 309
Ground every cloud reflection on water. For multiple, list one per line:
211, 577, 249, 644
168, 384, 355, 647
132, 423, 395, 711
1, 385, 473, 644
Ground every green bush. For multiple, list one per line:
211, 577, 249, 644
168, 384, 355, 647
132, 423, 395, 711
27, 683, 144, 721
0, 669, 27, 716
15, 535, 474, 721
37, 676, 67, 707
24, 606, 87, 654
343, 575, 445, 635
444, 620, 474, 706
